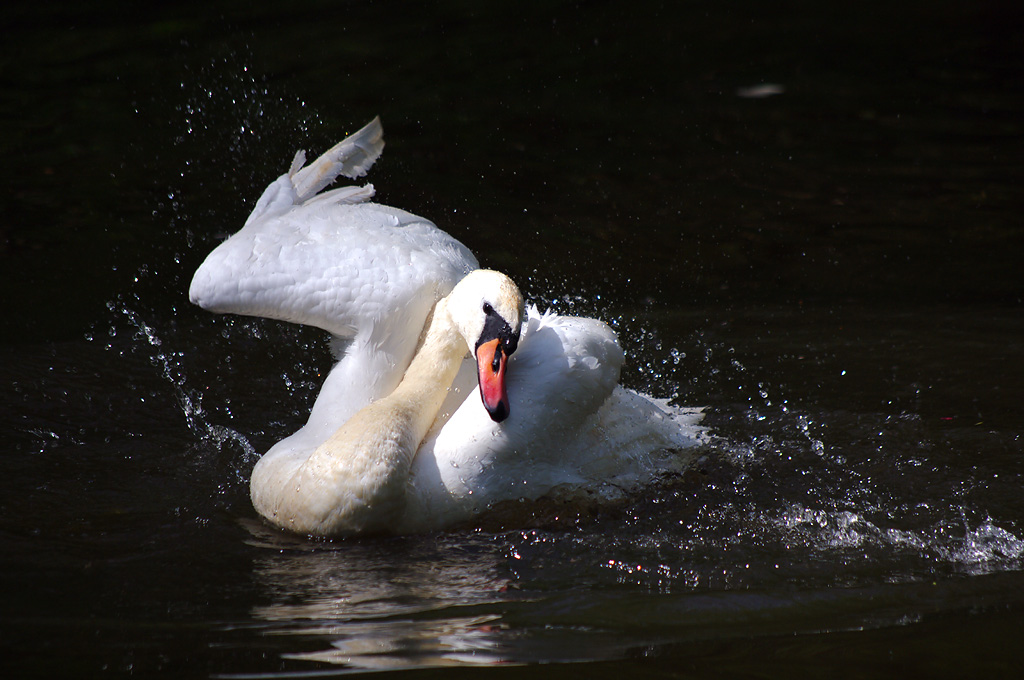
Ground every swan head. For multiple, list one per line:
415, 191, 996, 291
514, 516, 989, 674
445, 269, 525, 423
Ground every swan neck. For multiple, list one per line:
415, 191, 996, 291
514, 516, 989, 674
250, 298, 469, 537
388, 298, 466, 441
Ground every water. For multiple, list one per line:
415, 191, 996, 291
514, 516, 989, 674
3, 1, 1024, 677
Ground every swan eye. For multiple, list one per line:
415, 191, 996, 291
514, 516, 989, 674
483, 302, 494, 316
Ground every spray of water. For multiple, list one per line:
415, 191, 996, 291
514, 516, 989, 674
108, 296, 257, 468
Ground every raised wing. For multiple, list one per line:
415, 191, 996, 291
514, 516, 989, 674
188, 118, 478, 340
189, 200, 477, 339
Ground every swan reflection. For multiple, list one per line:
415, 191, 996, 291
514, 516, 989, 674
245, 520, 518, 670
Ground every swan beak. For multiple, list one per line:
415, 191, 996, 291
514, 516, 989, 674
476, 338, 510, 422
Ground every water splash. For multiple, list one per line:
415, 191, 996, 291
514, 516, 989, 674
107, 296, 257, 468
777, 505, 1024, 576
173, 48, 328, 163
116, 55, 340, 475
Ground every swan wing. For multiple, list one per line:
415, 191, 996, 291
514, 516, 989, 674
189, 200, 477, 338
243, 117, 384, 227
188, 117, 478, 339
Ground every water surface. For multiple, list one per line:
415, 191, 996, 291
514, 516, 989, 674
3, 2, 1023, 677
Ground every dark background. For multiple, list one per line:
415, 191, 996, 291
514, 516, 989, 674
3, 1, 1023, 677
5, 0, 1022, 344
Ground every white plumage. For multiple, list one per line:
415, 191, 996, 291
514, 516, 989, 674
189, 118, 704, 535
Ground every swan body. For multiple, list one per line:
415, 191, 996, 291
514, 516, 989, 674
190, 118, 704, 536
251, 269, 524, 536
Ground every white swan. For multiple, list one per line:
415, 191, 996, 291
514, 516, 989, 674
189, 118, 704, 536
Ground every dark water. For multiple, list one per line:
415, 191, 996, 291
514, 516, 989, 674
3, 1, 1024, 677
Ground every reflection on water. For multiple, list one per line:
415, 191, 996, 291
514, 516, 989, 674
280, 616, 508, 669
242, 522, 515, 670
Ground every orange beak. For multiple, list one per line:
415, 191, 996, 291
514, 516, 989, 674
476, 337, 510, 422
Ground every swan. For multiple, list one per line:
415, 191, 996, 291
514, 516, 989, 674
250, 268, 524, 535
189, 117, 704, 536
